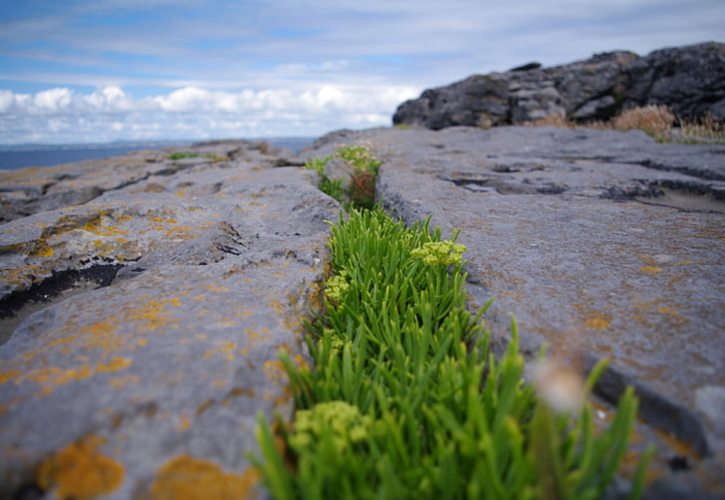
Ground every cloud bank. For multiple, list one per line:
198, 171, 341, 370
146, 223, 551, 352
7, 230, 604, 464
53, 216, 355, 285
0, 85, 418, 144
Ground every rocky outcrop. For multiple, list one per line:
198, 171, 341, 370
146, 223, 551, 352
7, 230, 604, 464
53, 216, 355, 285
1, 126, 724, 497
0, 142, 337, 498
393, 42, 725, 128
308, 126, 725, 497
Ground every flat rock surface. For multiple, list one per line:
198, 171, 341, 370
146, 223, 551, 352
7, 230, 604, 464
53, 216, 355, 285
308, 126, 725, 491
0, 143, 337, 498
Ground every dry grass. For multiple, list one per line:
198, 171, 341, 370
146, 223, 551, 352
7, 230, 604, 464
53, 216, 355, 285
524, 105, 724, 144
676, 113, 725, 143
524, 112, 574, 128
611, 105, 675, 141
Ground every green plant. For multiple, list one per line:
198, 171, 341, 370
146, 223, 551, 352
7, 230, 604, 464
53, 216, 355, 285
254, 208, 648, 499
168, 152, 202, 160
304, 145, 381, 208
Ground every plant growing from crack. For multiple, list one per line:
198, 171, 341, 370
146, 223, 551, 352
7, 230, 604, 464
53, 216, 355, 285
253, 208, 650, 499
304, 144, 381, 209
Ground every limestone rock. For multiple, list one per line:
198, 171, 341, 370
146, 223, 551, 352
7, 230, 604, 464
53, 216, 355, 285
393, 42, 724, 128
0, 141, 337, 498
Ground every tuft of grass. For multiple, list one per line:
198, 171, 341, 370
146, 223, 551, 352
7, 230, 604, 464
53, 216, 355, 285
253, 208, 648, 499
525, 112, 574, 128
611, 105, 675, 142
675, 113, 725, 144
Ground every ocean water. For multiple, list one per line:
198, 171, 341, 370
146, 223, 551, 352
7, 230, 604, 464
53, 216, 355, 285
0, 137, 316, 170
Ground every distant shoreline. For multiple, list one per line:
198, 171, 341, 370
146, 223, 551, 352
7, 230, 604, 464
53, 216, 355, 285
0, 137, 316, 170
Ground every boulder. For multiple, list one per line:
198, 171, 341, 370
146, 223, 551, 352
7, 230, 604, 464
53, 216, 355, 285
0, 142, 337, 498
393, 42, 724, 128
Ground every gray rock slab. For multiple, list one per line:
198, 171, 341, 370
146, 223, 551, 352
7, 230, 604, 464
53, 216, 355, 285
0, 144, 338, 498
309, 125, 725, 491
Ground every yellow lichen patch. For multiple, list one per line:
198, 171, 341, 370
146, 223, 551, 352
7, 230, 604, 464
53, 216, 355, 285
0, 369, 21, 385
655, 306, 689, 327
125, 298, 182, 333
206, 283, 230, 293
108, 375, 140, 390
150, 455, 259, 500
263, 360, 287, 385
639, 266, 662, 274
76, 319, 125, 356
36, 435, 124, 500
96, 357, 132, 373
30, 240, 54, 258
574, 304, 612, 330
176, 415, 192, 432
113, 213, 134, 224
203, 341, 238, 362
81, 216, 128, 237
22, 365, 94, 395
584, 315, 612, 330
137, 338, 148, 347
148, 216, 178, 226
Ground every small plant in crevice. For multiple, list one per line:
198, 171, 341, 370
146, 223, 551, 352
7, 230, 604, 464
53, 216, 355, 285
304, 144, 381, 209
253, 208, 650, 499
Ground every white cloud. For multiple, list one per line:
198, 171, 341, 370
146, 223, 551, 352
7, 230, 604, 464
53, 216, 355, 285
0, 84, 419, 143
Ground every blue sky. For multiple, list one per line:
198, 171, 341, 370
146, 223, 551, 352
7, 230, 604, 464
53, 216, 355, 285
0, 0, 722, 144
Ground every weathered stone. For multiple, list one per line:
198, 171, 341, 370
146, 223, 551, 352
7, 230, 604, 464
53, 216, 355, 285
0, 142, 338, 498
393, 42, 724, 127
624, 42, 725, 121
307, 125, 725, 494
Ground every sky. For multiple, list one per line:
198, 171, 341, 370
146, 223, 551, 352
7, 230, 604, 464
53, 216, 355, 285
0, 0, 722, 144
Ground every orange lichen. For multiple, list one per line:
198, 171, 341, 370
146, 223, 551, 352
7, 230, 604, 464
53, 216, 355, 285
36, 435, 124, 500
23, 365, 94, 394
584, 316, 612, 330
81, 216, 128, 237
203, 341, 238, 362
574, 304, 612, 330
30, 241, 54, 258
206, 283, 230, 293
176, 415, 192, 432
639, 266, 662, 274
263, 360, 287, 385
0, 370, 21, 385
125, 298, 181, 333
150, 455, 259, 500
96, 357, 132, 373
108, 375, 140, 390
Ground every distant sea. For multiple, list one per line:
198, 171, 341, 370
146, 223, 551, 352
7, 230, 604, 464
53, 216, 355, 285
0, 137, 316, 170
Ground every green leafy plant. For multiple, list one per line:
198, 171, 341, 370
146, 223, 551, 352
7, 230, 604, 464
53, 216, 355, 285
167, 151, 202, 160
254, 208, 648, 499
304, 144, 381, 208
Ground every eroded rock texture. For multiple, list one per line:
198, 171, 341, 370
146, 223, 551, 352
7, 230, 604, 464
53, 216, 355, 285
307, 126, 725, 497
393, 42, 725, 128
0, 142, 337, 498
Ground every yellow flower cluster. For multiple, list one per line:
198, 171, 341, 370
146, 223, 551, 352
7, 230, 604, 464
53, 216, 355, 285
411, 241, 466, 266
325, 271, 350, 303
289, 401, 372, 453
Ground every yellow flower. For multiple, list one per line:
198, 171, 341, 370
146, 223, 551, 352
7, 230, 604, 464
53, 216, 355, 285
411, 241, 466, 266
325, 271, 350, 303
289, 401, 372, 453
